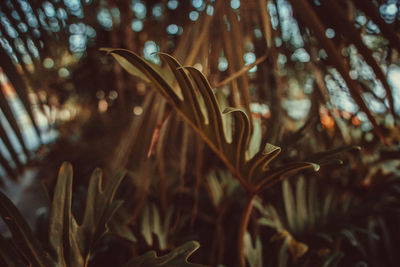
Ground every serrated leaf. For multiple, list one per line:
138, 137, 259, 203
106, 50, 319, 193
123, 241, 207, 267
77, 168, 126, 256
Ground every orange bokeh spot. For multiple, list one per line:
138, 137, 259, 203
321, 114, 335, 129
351, 116, 361, 126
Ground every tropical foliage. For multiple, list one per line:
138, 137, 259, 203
0, 0, 399, 266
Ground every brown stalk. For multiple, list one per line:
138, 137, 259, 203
238, 194, 256, 267
184, 0, 223, 66
214, 53, 269, 88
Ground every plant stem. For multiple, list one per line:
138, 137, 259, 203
238, 194, 255, 267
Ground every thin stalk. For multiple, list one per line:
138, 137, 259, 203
238, 194, 256, 267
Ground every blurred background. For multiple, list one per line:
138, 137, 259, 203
0, 0, 399, 266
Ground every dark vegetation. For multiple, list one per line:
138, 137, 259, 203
0, 0, 399, 266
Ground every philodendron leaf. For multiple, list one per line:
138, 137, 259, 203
123, 241, 207, 267
105, 49, 319, 193
0, 163, 125, 266
0, 233, 30, 266
0, 192, 54, 266
244, 232, 263, 267
48, 161, 74, 266
76, 167, 126, 259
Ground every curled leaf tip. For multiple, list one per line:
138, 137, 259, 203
312, 163, 320, 172
263, 143, 281, 155
99, 47, 112, 54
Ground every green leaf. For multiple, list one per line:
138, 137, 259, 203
282, 180, 297, 233
123, 241, 207, 267
244, 232, 263, 267
77, 168, 126, 257
296, 177, 307, 233
48, 161, 73, 266
0, 233, 27, 266
322, 252, 344, 267
105, 49, 319, 193
0, 192, 53, 266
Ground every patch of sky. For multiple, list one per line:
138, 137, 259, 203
167, 0, 179, 10
20, 0, 32, 13
303, 77, 314, 94
0, 37, 15, 58
152, 4, 163, 20
33, 29, 41, 39
325, 28, 335, 39
244, 52, 256, 65
22, 54, 31, 64
131, 19, 143, 32
192, 0, 204, 9
0, 13, 18, 38
143, 41, 160, 65
206, 5, 214, 16
189, 11, 199, 21
85, 25, 96, 38
325, 71, 358, 113
132, 2, 146, 19
363, 92, 386, 114
267, 2, 279, 30
69, 34, 87, 53
355, 14, 367, 26
291, 25, 304, 48
283, 98, 311, 120
57, 8, 68, 20
27, 13, 39, 28
231, 0, 240, 9
18, 22, 28, 33
0, 110, 24, 157
275, 37, 282, 47
218, 56, 228, 71
277, 1, 293, 42
379, 3, 398, 23
63, 0, 84, 18
278, 53, 287, 68
111, 7, 121, 25
388, 65, 400, 115
366, 20, 380, 34
14, 38, 26, 54
27, 38, 39, 58
292, 48, 310, 63
49, 18, 60, 32
167, 24, 178, 35
97, 8, 113, 30
254, 28, 262, 39
43, 2, 56, 18
11, 10, 20, 21
37, 9, 49, 30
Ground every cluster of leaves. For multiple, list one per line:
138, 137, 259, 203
0, 50, 399, 267
0, 162, 204, 266
0, 0, 399, 266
